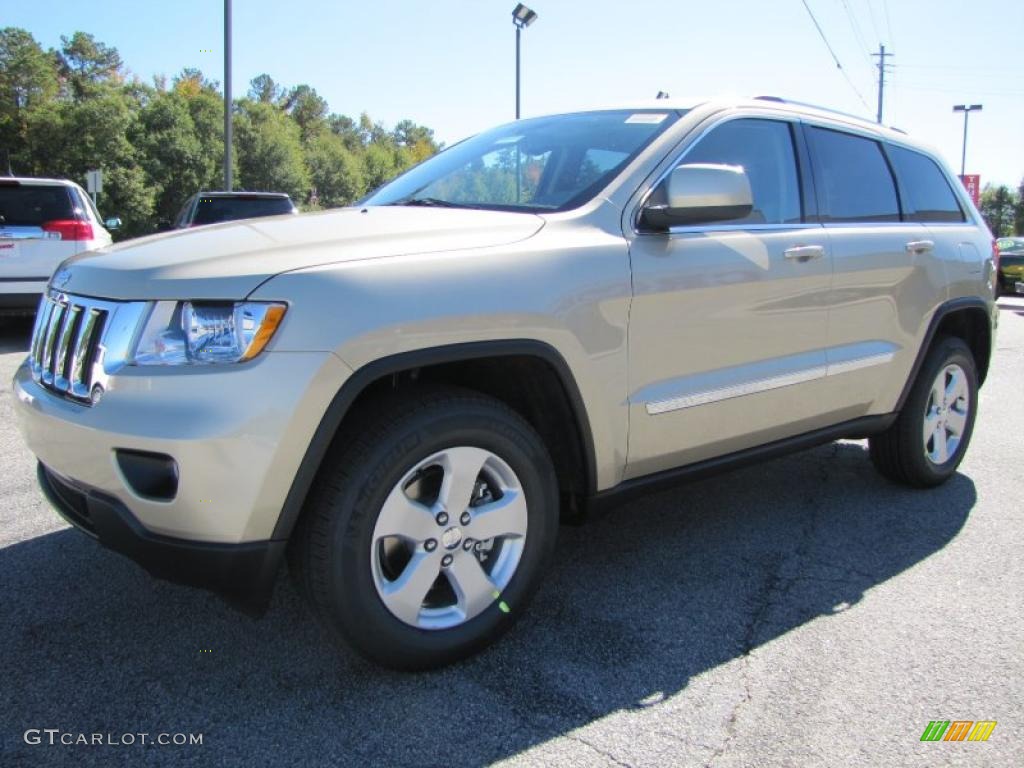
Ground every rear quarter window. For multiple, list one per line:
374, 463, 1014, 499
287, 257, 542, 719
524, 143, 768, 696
0, 184, 75, 227
888, 146, 965, 223
807, 127, 900, 223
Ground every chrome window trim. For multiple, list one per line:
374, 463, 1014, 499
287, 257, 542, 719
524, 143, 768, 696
653, 222, 821, 236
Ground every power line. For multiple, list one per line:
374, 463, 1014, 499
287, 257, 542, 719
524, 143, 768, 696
799, 0, 874, 114
839, 0, 870, 54
838, 0, 876, 79
862, 0, 882, 41
892, 83, 1024, 97
882, 0, 895, 47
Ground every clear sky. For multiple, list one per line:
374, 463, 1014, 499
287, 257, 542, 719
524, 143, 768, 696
6, 0, 1024, 187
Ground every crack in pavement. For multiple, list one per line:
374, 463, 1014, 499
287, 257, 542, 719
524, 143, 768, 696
567, 734, 634, 767
704, 454, 831, 766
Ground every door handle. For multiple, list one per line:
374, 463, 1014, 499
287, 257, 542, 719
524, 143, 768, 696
905, 240, 934, 254
784, 245, 825, 262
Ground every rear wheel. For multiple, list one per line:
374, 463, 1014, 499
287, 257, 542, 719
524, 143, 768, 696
288, 389, 558, 670
869, 336, 978, 487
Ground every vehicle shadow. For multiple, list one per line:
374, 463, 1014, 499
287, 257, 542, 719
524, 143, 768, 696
0, 317, 34, 354
0, 442, 974, 766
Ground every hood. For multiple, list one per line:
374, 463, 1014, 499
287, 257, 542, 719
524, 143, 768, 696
56, 207, 545, 300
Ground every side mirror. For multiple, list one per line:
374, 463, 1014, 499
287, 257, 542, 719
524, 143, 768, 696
104, 217, 122, 231
641, 163, 753, 230
155, 219, 173, 232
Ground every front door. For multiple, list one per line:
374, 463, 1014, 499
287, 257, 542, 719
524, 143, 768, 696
625, 117, 836, 479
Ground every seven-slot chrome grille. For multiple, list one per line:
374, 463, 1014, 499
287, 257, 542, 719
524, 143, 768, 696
30, 293, 109, 403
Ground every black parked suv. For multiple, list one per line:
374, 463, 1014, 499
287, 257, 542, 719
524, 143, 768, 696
170, 191, 298, 229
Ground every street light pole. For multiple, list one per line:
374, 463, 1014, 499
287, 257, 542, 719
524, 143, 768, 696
512, 4, 538, 120
952, 103, 982, 178
515, 23, 521, 120
224, 0, 233, 191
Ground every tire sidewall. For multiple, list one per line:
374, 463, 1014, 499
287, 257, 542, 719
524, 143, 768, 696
902, 338, 978, 483
320, 401, 558, 667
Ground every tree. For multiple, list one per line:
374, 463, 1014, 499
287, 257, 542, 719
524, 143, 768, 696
248, 74, 283, 105
1015, 177, 1024, 236
980, 184, 1018, 237
58, 32, 123, 98
1, 28, 440, 228
134, 90, 207, 222
234, 101, 310, 200
172, 68, 219, 99
305, 131, 365, 207
0, 27, 59, 172
283, 84, 328, 143
328, 114, 363, 151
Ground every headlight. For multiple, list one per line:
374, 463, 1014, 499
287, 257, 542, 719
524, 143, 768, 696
132, 301, 287, 365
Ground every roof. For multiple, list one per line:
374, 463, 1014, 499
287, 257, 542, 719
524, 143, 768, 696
533, 95, 910, 141
197, 191, 292, 199
0, 176, 82, 187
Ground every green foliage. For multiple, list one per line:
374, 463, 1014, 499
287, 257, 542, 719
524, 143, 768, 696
234, 101, 310, 200
0, 27, 59, 172
980, 184, 1019, 237
58, 32, 123, 99
0, 27, 442, 238
306, 131, 365, 207
1016, 178, 1024, 236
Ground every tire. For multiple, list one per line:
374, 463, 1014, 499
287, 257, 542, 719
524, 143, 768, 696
869, 336, 978, 488
288, 388, 559, 670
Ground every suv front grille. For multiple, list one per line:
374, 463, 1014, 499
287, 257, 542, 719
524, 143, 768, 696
30, 293, 109, 402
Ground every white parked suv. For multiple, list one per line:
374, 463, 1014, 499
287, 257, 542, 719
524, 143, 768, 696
12, 98, 998, 669
0, 177, 118, 315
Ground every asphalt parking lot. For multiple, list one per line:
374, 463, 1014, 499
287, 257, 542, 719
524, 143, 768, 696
1, 300, 1022, 768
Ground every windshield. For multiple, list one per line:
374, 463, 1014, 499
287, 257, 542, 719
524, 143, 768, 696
364, 109, 682, 213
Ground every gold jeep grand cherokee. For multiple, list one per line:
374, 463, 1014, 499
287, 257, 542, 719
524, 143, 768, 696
13, 97, 998, 669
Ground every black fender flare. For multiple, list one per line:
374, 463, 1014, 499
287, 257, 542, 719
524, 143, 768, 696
894, 296, 993, 412
269, 339, 597, 542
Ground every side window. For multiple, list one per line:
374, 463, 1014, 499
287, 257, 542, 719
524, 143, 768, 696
576, 148, 628, 187
807, 127, 900, 222
679, 118, 802, 225
888, 146, 965, 223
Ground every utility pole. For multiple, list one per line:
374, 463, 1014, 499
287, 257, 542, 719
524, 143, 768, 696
223, 0, 233, 191
872, 44, 893, 124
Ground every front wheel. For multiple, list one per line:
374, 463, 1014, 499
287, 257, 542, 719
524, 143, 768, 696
869, 336, 978, 487
288, 389, 558, 670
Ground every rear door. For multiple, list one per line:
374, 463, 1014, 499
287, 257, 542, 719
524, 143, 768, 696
803, 124, 942, 416
0, 182, 81, 284
886, 144, 982, 298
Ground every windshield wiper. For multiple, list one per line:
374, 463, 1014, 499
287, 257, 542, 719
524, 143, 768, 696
389, 197, 478, 209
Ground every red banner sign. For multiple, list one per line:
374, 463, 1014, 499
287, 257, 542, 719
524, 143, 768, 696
959, 174, 981, 207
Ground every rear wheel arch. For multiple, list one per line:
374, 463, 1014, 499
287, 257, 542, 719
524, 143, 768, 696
271, 340, 596, 543
896, 297, 992, 412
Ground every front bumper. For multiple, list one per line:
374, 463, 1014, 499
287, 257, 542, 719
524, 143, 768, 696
13, 351, 349, 542
38, 463, 285, 614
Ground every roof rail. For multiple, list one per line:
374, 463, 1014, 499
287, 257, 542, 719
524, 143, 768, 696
752, 96, 875, 126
